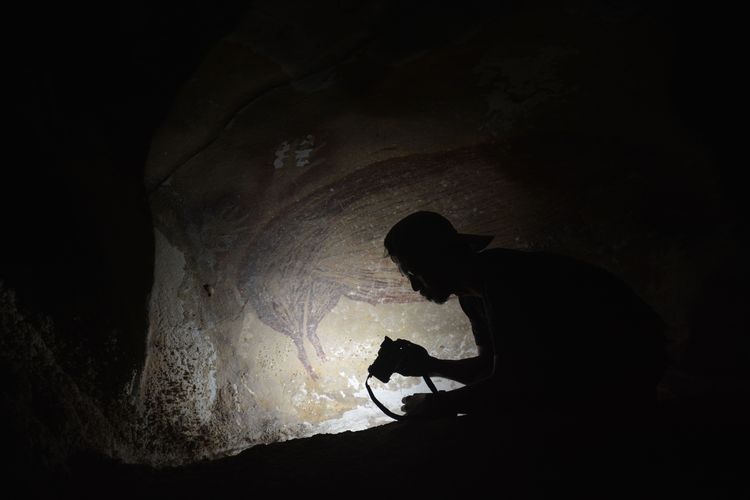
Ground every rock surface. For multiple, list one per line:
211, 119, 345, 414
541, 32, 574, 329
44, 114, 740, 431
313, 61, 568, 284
139, 0, 742, 465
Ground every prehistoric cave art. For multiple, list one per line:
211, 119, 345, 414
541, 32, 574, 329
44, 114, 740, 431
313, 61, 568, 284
237, 145, 541, 379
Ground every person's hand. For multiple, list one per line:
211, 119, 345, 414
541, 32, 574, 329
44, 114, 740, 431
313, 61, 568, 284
401, 393, 433, 417
393, 339, 432, 377
401, 392, 455, 419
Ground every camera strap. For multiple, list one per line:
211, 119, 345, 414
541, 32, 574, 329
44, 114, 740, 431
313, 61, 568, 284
365, 374, 439, 421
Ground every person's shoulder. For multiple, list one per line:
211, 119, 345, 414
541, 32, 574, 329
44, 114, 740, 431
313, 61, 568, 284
485, 247, 602, 274
478, 248, 611, 290
474, 248, 528, 299
477, 247, 538, 277
477, 247, 527, 266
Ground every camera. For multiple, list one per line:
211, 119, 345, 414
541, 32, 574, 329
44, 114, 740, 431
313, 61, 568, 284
368, 336, 405, 383
366, 336, 441, 420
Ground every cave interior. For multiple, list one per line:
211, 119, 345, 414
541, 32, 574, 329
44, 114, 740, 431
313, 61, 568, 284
2, 0, 748, 498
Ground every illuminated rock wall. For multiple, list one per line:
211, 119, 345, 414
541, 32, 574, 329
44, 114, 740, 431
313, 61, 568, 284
134, 1, 726, 465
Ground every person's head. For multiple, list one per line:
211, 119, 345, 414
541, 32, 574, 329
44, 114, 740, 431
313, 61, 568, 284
384, 211, 492, 303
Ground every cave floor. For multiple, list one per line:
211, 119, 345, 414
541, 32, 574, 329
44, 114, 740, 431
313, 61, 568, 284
65, 377, 749, 500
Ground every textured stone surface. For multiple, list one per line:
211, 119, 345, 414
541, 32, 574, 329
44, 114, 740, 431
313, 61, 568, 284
69, 389, 750, 499
134, 0, 736, 466
0, 285, 130, 475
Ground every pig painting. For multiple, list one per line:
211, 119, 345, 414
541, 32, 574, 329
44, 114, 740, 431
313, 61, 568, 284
238, 145, 549, 378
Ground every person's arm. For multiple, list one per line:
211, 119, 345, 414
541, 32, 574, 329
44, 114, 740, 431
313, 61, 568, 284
401, 352, 500, 416
431, 370, 500, 414
431, 296, 495, 385
402, 293, 505, 417
426, 347, 493, 385
393, 340, 493, 384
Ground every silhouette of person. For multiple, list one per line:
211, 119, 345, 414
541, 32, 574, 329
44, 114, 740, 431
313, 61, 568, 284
384, 211, 667, 419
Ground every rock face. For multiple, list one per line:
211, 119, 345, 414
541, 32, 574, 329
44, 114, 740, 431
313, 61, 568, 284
1, 0, 252, 482
136, 0, 741, 467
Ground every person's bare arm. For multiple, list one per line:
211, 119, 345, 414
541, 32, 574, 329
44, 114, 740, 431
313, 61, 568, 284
426, 347, 493, 385
401, 352, 500, 416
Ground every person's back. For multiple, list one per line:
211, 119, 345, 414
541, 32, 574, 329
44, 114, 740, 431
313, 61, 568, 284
461, 247, 666, 412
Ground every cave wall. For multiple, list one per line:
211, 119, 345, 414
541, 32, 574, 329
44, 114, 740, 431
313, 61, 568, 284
137, 0, 744, 465
1, 0, 249, 487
